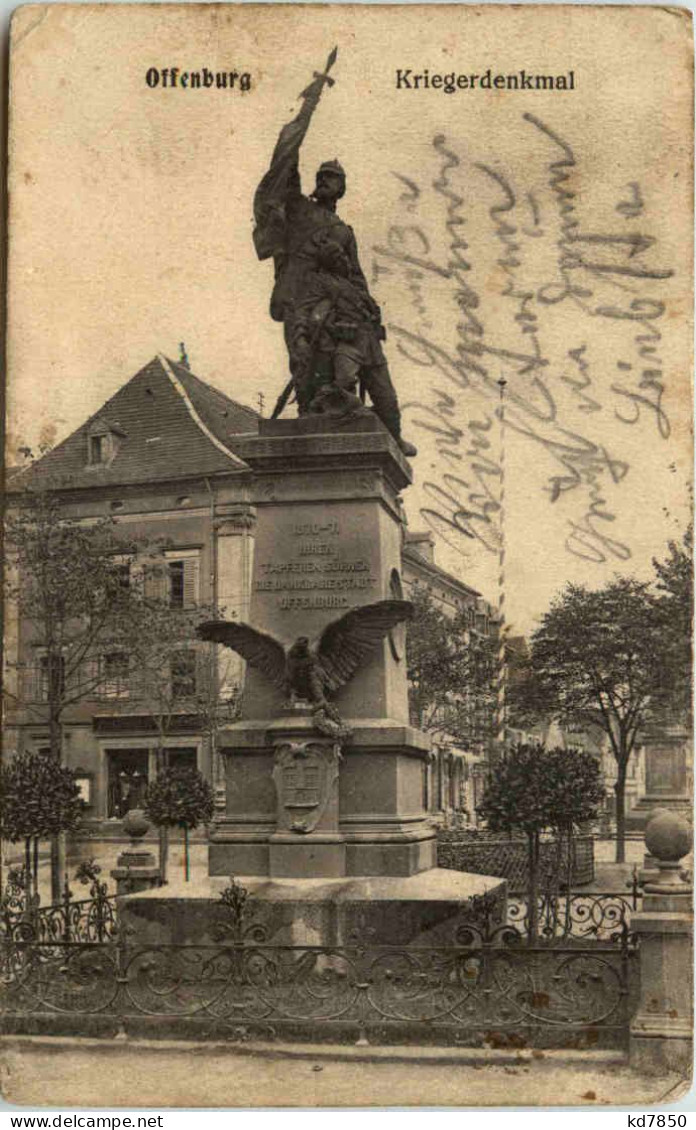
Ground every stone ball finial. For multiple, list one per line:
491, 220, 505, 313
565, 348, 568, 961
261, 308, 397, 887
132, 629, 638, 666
122, 808, 150, 841
644, 810, 692, 863
647, 806, 670, 825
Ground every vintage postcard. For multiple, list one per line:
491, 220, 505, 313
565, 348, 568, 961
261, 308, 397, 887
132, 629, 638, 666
3, 2, 693, 1111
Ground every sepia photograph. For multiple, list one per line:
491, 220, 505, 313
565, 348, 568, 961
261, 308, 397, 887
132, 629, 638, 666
1, 2, 693, 1110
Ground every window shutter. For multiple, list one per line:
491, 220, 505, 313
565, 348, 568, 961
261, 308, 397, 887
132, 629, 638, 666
84, 655, 101, 696
195, 647, 211, 701
187, 649, 198, 696
37, 658, 48, 702
183, 557, 199, 608
144, 564, 165, 601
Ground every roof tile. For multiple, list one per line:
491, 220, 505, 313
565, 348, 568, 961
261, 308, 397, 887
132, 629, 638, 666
10, 357, 258, 490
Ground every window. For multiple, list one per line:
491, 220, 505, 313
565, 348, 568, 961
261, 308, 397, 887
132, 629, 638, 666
86, 418, 125, 468
90, 434, 105, 464
39, 655, 65, 701
74, 769, 93, 806
113, 563, 130, 591
167, 554, 199, 608
143, 562, 165, 601
449, 762, 460, 809
169, 560, 185, 608
171, 650, 197, 699
165, 748, 197, 773
107, 750, 149, 819
142, 552, 199, 607
100, 651, 129, 699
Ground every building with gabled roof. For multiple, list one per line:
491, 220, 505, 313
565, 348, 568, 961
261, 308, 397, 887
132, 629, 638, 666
5, 355, 260, 835
11, 354, 257, 491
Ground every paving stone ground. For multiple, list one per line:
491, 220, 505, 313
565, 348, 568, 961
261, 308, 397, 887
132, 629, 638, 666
8, 838, 654, 905
0, 1039, 690, 1110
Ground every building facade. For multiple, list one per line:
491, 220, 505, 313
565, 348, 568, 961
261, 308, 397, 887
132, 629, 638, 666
401, 531, 497, 827
5, 355, 258, 836
5, 355, 497, 839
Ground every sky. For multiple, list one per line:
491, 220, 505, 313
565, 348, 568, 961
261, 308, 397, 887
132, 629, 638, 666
6, 3, 693, 636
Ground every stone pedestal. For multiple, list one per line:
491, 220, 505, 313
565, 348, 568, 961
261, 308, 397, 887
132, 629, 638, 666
209, 714, 434, 878
268, 713, 345, 877
112, 854, 160, 895
208, 417, 436, 879
118, 869, 507, 948
120, 417, 505, 950
630, 812, 693, 1076
111, 809, 160, 895
627, 727, 692, 831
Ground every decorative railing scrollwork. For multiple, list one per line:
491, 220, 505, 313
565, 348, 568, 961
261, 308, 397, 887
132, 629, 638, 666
506, 891, 638, 944
0, 878, 639, 1047
1, 933, 637, 1048
0, 862, 117, 946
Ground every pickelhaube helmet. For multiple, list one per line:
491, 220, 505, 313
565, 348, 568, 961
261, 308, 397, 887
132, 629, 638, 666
317, 159, 346, 179
315, 159, 346, 199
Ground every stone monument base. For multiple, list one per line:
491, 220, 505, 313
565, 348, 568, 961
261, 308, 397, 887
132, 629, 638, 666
626, 727, 692, 832
117, 870, 506, 948
209, 716, 436, 880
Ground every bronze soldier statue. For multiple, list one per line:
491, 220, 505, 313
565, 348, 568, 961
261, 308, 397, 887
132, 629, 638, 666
253, 50, 417, 457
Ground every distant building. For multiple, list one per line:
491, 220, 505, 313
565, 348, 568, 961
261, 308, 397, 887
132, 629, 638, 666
5, 356, 498, 839
401, 530, 497, 827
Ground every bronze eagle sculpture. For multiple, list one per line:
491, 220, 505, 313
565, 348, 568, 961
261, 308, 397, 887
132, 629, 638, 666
197, 599, 413, 735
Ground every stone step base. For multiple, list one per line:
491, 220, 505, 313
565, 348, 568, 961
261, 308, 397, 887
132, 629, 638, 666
118, 869, 506, 947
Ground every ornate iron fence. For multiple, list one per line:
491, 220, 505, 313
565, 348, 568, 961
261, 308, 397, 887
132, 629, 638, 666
0, 914, 638, 1048
506, 890, 640, 944
0, 864, 637, 951
0, 863, 117, 946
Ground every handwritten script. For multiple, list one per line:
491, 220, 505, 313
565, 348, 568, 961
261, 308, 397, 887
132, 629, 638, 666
372, 114, 674, 566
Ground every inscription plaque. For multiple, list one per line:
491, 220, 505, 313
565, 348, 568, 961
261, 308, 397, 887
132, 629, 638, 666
646, 744, 687, 795
255, 515, 377, 610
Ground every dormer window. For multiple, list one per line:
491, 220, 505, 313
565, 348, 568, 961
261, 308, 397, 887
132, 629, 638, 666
90, 434, 105, 464
86, 417, 126, 468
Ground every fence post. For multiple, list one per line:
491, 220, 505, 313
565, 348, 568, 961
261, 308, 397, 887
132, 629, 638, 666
629, 811, 692, 1076
62, 873, 72, 943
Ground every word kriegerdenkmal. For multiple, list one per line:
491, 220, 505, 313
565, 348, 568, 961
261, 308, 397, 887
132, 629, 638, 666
145, 67, 252, 90
395, 68, 575, 92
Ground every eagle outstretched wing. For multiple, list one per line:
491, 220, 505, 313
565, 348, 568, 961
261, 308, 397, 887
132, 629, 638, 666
315, 600, 413, 693
197, 621, 287, 690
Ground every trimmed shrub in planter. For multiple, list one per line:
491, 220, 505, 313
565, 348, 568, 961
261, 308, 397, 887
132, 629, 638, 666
144, 766, 214, 882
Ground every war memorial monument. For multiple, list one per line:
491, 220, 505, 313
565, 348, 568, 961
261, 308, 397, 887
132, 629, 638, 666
120, 52, 504, 948
3, 25, 691, 1087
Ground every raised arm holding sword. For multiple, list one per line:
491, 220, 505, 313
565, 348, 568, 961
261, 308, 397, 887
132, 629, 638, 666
252, 49, 417, 457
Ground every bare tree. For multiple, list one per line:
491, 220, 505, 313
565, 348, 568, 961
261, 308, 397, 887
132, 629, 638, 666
4, 467, 145, 897
123, 588, 234, 881
406, 587, 498, 753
